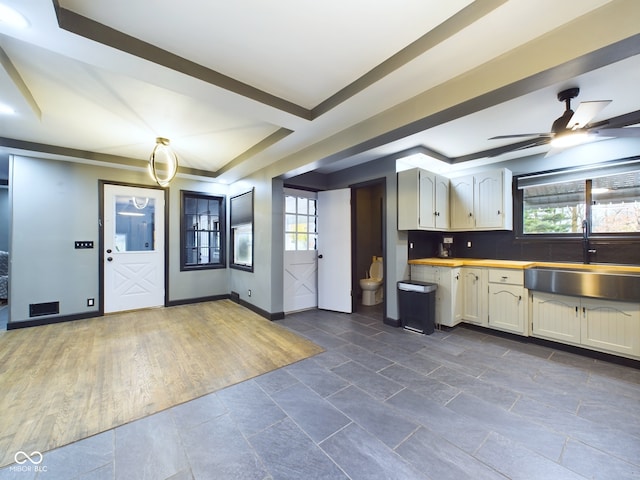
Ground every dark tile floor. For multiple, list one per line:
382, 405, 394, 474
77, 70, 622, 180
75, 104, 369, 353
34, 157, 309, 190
2, 306, 639, 479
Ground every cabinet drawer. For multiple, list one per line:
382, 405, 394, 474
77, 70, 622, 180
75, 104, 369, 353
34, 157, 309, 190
488, 268, 523, 285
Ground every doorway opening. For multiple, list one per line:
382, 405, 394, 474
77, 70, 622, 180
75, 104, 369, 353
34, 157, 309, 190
351, 178, 386, 321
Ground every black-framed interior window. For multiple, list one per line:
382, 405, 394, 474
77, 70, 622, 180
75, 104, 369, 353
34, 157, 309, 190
181, 191, 225, 270
230, 189, 254, 271
517, 161, 640, 237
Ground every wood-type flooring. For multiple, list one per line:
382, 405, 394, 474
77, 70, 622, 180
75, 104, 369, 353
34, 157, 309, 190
0, 300, 323, 468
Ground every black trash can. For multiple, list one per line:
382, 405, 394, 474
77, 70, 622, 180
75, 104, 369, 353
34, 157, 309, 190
397, 280, 437, 334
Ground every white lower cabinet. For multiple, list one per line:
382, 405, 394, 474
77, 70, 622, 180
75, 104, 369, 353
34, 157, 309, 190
488, 284, 527, 335
580, 298, 640, 358
487, 268, 528, 335
532, 292, 640, 358
531, 292, 581, 345
409, 263, 639, 359
409, 265, 462, 327
461, 267, 487, 326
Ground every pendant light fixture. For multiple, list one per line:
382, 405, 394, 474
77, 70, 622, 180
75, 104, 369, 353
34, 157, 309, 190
149, 137, 178, 187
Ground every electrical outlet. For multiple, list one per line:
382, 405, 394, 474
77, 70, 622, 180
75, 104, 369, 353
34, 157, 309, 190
248, 289, 252, 297
75, 241, 94, 249
467, 241, 472, 248
409, 242, 414, 249
87, 298, 94, 307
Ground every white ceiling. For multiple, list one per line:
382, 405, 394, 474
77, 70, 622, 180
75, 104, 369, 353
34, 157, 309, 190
1, 0, 640, 184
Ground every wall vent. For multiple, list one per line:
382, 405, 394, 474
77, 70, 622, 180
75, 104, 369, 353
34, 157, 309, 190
230, 291, 240, 303
29, 301, 60, 317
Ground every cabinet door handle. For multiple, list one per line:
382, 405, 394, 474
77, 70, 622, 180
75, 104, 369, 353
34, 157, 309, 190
468, 212, 473, 217
497, 210, 501, 215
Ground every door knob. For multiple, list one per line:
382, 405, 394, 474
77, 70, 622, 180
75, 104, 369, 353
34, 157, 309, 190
318, 254, 323, 259
107, 257, 113, 262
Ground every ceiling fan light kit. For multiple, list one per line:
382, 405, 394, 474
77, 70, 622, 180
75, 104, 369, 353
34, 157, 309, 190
489, 87, 640, 155
550, 131, 589, 149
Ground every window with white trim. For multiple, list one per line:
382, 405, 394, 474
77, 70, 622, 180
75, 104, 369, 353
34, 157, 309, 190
284, 194, 317, 251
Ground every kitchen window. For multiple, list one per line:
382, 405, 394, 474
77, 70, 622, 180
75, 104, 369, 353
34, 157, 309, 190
591, 173, 640, 233
181, 191, 225, 270
518, 161, 640, 236
522, 180, 586, 234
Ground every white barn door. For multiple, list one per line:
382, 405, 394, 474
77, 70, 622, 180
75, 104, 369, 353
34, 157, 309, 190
283, 189, 318, 313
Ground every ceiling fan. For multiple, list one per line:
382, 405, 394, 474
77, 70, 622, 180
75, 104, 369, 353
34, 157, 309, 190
488, 87, 640, 154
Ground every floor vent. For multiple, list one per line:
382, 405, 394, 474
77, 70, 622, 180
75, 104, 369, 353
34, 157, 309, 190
29, 301, 60, 317
230, 291, 240, 303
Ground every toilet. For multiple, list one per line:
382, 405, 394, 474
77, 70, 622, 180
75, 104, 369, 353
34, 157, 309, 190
359, 256, 383, 306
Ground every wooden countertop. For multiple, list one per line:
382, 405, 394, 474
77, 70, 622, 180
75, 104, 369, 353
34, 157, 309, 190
409, 258, 534, 269
408, 258, 640, 273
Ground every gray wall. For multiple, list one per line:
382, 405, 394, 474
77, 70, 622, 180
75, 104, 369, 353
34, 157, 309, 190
8, 155, 229, 324
227, 172, 284, 316
1, 154, 8, 252
228, 154, 409, 322
8, 137, 640, 325
0, 187, 8, 251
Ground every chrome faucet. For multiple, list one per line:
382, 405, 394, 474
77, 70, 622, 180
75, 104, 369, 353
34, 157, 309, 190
582, 219, 596, 264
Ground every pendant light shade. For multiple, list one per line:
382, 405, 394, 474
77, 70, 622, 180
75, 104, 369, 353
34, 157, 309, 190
149, 137, 178, 187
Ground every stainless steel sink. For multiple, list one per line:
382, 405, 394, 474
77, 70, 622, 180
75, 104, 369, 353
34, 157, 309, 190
524, 267, 640, 302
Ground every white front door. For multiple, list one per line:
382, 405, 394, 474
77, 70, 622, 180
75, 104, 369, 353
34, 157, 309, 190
103, 184, 165, 313
283, 190, 318, 313
317, 188, 352, 313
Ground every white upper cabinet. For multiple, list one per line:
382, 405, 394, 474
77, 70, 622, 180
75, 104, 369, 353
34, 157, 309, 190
398, 167, 512, 232
450, 168, 513, 231
475, 170, 512, 229
398, 168, 449, 231
450, 175, 474, 230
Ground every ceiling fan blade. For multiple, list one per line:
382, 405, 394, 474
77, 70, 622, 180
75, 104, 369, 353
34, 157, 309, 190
567, 100, 611, 130
590, 127, 640, 138
486, 137, 550, 157
488, 133, 551, 140
588, 108, 640, 129
509, 137, 550, 151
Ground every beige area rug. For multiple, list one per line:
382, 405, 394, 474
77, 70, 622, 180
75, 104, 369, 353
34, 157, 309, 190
0, 300, 323, 468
